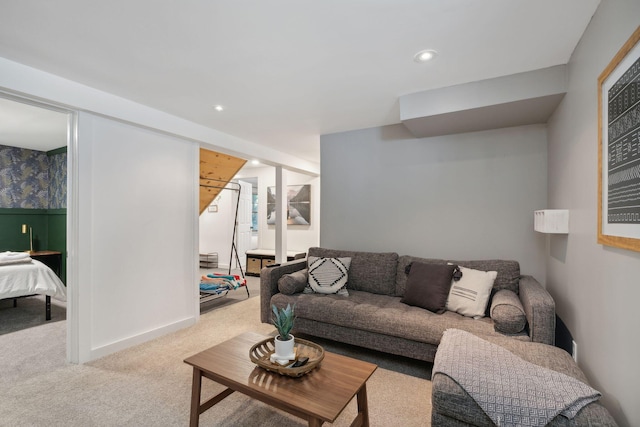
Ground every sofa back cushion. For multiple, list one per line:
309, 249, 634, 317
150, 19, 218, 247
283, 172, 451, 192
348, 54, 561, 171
308, 247, 398, 295
395, 256, 520, 297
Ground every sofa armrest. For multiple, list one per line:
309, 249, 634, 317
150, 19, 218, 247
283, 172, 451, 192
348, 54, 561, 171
518, 275, 556, 345
260, 259, 307, 323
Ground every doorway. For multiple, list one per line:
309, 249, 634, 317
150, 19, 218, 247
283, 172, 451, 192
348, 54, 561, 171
0, 93, 74, 359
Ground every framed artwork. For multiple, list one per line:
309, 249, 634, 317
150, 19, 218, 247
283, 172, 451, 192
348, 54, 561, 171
267, 184, 311, 225
598, 26, 640, 252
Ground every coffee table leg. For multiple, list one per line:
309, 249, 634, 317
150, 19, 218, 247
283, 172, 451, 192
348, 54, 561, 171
356, 383, 370, 427
190, 368, 203, 427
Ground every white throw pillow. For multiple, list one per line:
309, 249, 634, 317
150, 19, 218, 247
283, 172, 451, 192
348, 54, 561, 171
307, 256, 351, 295
446, 265, 497, 319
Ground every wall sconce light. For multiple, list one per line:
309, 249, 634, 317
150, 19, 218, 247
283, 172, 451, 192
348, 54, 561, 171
534, 210, 569, 234
21, 224, 33, 253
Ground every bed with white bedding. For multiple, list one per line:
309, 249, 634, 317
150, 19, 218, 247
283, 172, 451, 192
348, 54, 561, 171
0, 252, 67, 321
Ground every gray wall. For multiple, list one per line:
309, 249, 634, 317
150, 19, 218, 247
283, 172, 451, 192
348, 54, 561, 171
547, 1, 640, 426
320, 123, 547, 281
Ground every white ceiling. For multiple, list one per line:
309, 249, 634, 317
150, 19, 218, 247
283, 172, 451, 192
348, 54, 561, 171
0, 98, 68, 151
0, 0, 600, 161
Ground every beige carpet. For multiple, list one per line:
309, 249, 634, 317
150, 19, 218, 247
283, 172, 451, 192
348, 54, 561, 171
0, 296, 432, 426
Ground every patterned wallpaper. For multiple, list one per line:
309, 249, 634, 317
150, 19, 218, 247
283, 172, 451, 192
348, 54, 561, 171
48, 151, 67, 209
0, 144, 67, 209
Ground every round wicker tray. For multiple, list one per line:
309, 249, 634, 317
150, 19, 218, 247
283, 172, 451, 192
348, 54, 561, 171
249, 337, 324, 377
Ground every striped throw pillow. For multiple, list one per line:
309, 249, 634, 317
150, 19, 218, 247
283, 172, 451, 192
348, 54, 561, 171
446, 265, 497, 319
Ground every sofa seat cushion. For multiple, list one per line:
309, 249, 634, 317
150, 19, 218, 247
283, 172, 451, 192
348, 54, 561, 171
271, 291, 527, 346
308, 247, 398, 295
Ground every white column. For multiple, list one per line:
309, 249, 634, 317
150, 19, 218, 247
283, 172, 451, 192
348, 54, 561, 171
275, 167, 288, 263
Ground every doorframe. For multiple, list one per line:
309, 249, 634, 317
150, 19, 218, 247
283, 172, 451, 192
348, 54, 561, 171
66, 108, 79, 363
0, 90, 78, 363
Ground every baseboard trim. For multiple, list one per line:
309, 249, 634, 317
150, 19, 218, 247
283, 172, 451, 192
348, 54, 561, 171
86, 317, 196, 362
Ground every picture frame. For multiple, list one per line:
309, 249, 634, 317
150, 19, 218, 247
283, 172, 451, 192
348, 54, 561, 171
598, 26, 640, 252
266, 184, 311, 225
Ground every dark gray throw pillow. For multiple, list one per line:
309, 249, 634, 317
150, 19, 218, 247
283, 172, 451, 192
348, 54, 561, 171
278, 270, 309, 295
401, 262, 456, 313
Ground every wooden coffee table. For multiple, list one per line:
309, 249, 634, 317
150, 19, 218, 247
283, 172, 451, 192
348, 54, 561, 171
184, 331, 377, 427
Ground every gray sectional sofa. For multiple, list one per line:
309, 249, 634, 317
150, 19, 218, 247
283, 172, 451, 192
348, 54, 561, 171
431, 333, 617, 426
260, 247, 555, 363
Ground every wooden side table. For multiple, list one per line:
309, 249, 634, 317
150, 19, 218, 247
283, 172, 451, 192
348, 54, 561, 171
30, 250, 62, 278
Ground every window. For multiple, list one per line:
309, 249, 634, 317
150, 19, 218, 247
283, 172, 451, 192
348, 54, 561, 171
252, 193, 258, 231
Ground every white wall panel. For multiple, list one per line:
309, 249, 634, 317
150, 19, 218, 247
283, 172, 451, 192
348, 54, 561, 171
77, 112, 198, 361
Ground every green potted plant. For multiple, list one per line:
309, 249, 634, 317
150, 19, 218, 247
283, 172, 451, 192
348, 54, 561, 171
272, 303, 296, 359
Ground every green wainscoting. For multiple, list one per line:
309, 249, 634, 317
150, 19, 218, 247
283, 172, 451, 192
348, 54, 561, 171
47, 209, 67, 283
0, 208, 67, 283
0, 209, 48, 251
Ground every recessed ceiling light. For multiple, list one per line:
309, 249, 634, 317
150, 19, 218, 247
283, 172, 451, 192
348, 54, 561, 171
413, 49, 438, 63
251, 159, 260, 165
213, 105, 224, 112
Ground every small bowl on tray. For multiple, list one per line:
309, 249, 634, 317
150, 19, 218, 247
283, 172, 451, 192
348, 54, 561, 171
249, 337, 324, 377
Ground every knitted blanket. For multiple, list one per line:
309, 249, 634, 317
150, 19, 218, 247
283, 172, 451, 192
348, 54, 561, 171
433, 329, 601, 427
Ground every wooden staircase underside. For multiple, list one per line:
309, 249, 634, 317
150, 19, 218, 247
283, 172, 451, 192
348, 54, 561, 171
199, 148, 247, 215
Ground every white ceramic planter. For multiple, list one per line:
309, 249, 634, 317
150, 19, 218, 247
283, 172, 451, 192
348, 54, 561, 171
274, 334, 295, 359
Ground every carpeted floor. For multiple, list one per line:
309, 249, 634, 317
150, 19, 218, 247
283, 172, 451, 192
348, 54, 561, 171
0, 283, 433, 426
